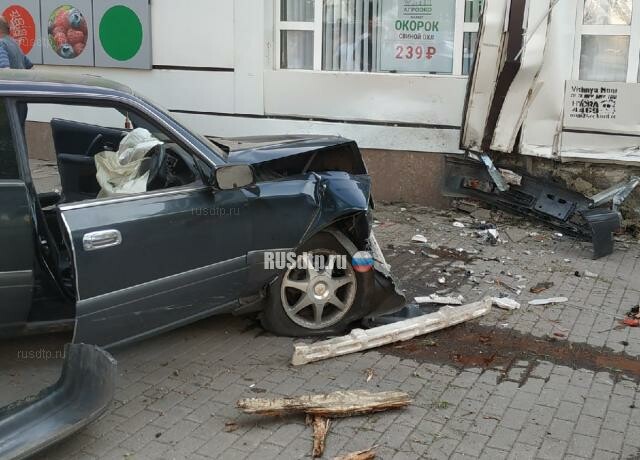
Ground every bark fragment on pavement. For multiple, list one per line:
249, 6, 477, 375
237, 390, 411, 417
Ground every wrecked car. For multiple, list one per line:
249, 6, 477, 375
1, 70, 404, 345
0, 70, 404, 457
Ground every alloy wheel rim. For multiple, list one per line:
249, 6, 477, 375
280, 249, 357, 330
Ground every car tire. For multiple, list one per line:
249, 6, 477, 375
261, 232, 373, 337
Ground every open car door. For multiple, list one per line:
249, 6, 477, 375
0, 180, 35, 334
0, 100, 35, 335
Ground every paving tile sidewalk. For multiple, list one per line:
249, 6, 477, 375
3, 203, 640, 460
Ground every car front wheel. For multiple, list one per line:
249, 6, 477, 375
261, 232, 371, 337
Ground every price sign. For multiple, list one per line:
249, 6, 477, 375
380, 0, 455, 73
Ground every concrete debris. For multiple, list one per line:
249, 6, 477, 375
584, 271, 598, 278
491, 297, 521, 311
411, 234, 428, 244
291, 299, 492, 366
471, 208, 492, 221
415, 294, 465, 305
453, 222, 466, 228
504, 227, 529, 243
528, 297, 569, 306
438, 277, 446, 284
499, 169, 523, 186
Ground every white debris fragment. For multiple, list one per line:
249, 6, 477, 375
499, 169, 523, 186
528, 297, 569, 306
554, 233, 564, 238
291, 299, 493, 365
491, 297, 521, 311
584, 271, 598, 278
400, 207, 407, 212
437, 277, 446, 284
411, 234, 428, 244
415, 294, 465, 305
453, 222, 466, 228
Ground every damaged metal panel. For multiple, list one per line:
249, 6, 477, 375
490, 0, 551, 152
443, 155, 626, 258
461, 0, 510, 152
0, 344, 116, 460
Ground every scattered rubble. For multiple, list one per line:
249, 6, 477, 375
291, 299, 492, 366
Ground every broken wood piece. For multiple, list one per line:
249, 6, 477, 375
333, 447, 377, 460
237, 390, 410, 418
312, 416, 330, 457
414, 294, 464, 305
291, 298, 492, 366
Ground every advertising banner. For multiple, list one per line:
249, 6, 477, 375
41, 0, 94, 66
380, 0, 455, 73
93, 0, 151, 69
0, 0, 43, 64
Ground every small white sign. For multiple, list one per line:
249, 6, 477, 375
563, 80, 640, 135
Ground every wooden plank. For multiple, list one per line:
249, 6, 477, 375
292, 299, 493, 366
333, 448, 377, 460
237, 390, 411, 418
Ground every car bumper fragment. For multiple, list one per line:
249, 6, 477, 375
0, 344, 117, 460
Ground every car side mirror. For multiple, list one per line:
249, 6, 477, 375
214, 164, 255, 190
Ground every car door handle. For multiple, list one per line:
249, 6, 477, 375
83, 230, 122, 251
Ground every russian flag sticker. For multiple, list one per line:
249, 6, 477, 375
352, 251, 374, 273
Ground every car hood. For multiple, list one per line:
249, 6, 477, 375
207, 135, 355, 165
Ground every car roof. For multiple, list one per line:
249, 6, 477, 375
0, 69, 133, 95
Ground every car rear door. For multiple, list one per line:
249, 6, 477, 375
60, 185, 251, 348
0, 99, 35, 332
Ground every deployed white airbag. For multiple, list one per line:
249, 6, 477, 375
95, 128, 163, 198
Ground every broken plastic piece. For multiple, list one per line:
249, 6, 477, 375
0, 344, 117, 460
590, 176, 640, 211
480, 153, 510, 192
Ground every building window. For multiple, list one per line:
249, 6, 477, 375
574, 0, 640, 82
275, 0, 484, 75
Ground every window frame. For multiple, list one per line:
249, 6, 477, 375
572, 0, 640, 82
275, 0, 481, 76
